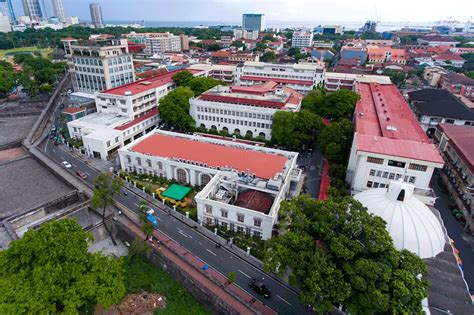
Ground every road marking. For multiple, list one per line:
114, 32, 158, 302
85, 172, 91, 176
133, 202, 139, 207
238, 269, 251, 278
198, 242, 202, 245
178, 231, 189, 238
52, 149, 56, 153
277, 295, 292, 306
71, 163, 77, 167
205, 249, 217, 256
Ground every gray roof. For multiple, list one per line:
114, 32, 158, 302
425, 243, 474, 314
442, 72, 474, 86
408, 89, 474, 120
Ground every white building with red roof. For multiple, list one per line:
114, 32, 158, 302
189, 81, 303, 140
235, 61, 325, 94
346, 83, 444, 203
67, 69, 205, 160
118, 130, 301, 239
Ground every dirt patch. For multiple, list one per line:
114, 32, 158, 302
96, 292, 166, 315
0, 147, 28, 162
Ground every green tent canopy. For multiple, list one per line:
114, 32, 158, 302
162, 184, 192, 201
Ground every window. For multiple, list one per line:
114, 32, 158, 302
221, 222, 228, 229
206, 217, 213, 225
201, 174, 212, 186
106, 140, 111, 147
369, 169, 376, 176
147, 159, 152, 167
221, 210, 228, 218
253, 231, 261, 238
136, 157, 141, 165
380, 183, 386, 188
157, 162, 162, 170
176, 168, 187, 183
388, 160, 406, 168
237, 226, 244, 233
126, 155, 131, 163
382, 170, 388, 178
389, 173, 395, 179
205, 205, 212, 214
367, 181, 373, 188
237, 214, 244, 222
409, 164, 427, 172
409, 176, 416, 184
367, 156, 384, 164
445, 119, 455, 124
115, 137, 119, 143
254, 218, 262, 227
396, 174, 402, 180
374, 182, 379, 188
376, 170, 382, 177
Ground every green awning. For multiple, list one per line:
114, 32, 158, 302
162, 184, 192, 201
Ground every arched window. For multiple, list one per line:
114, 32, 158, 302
258, 132, 266, 138
176, 168, 187, 183
246, 130, 253, 138
397, 189, 405, 202
201, 174, 212, 186
234, 128, 241, 135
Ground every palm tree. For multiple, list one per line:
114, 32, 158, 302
91, 173, 123, 246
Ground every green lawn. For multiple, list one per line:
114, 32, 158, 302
124, 254, 211, 315
0, 46, 53, 59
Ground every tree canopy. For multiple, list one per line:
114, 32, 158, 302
186, 77, 222, 95
264, 195, 429, 314
158, 86, 195, 130
302, 88, 360, 121
172, 70, 194, 87
0, 219, 125, 313
0, 60, 16, 97
260, 51, 276, 62
271, 110, 323, 150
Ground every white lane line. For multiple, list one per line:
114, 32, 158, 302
156, 217, 162, 222
277, 295, 292, 306
85, 172, 91, 176
206, 249, 217, 256
198, 242, 203, 246
238, 269, 251, 278
178, 231, 189, 238
133, 202, 139, 207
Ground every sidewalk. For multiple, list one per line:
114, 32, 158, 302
116, 213, 276, 315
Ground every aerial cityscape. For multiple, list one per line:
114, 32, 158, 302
0, 0, 474, 314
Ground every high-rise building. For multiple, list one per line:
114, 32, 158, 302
242, 13, 265, 32
292, 30, 314, 48
124, 32, 183, 54
89, 3, 103, 28
63, 37, 135, 93
0, 0, 15, 23
0, 15, 11, 32
360, 20, 377, 33
51, 0, 65, 22
22, 0, 43, 20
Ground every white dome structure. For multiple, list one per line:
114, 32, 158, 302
354, 181, 446, 259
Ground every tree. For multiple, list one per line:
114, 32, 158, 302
271, 110, 323, 150
172, 70, 194, 87
383, 69, 407, 88
260, 51, 276, 62
91, 173, 123, 246
264, 195, 428, 314
0, 219, 125, 313
207, 43, 221, 51
158, 86, 195, 130
186, 77, 223, 95
227, 271, 236, 284
0, 61, 16, 97
318, 118, 353, 166
254, 42, 268, 51
288, 47, 300, 56
303, 89, 359, 121
231, 41, 245, 49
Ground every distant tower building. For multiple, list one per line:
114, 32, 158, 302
22, 0, 43, 20
242, 13, 265, 32
0, 0, 15, 23
89, 3, 103, 28
0, 15, 11, 32
51, 0, 65, 22
361, 20, 377, 33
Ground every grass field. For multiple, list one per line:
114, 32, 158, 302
124, 254, 211, 315
0, 47, 53, 59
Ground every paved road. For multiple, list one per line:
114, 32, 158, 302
44, 140, 309, 314
298, 145, 324, 198
431, 172, 474, 292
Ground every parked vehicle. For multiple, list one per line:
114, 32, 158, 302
62, 161, 72, 168
249, 279, 271, 298
75, 170, 87, 180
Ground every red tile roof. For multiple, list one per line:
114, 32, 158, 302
114, 108, 158, 131
433, 53, 466, 61
240, 76, 313, 86
63, 107, 85, 114
437, 124, 474, 171
355, 83, 444, 164
131, 133, 288, 180
101, 69, 203, 96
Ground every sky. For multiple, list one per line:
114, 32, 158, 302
12, 0, 474, 24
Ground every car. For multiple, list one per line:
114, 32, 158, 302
62, 161, 72, 168
75, 170, 87, 180
249, 279, 271, 298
